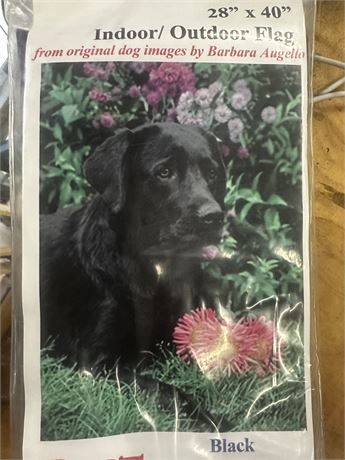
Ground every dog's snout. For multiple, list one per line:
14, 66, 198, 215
197, 205, 223, 229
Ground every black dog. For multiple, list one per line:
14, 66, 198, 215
40, 122, 226, 373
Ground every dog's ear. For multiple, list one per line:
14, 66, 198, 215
195, 127, 227, 203
84, 129, 131, 213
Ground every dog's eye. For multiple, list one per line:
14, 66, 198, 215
156, 167, 173, 179
208, 169, 218, 180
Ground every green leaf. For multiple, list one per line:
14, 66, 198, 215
266, 194, 288, 206
53, 123, 63, 142
239, 202, 255, 222
61, 105, 81, 125
266, 138, 275, 155
64, 66, 73, 83
60, 181, 73, 206
252, 172, 262, 191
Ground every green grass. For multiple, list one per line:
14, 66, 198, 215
41, 333, 307, 440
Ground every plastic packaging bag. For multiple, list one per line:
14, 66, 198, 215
7, 0, 323, 458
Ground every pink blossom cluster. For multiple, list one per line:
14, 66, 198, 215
88, 88, 112, 103
140, 63, 197, 107
83, 62, 116, 81
128, 62, 157, 74
173, 308, 284, 378
92, 112, 116, 129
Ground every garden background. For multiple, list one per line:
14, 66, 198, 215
39, 61, 307, 439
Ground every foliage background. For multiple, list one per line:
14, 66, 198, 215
40, 62, 306, 439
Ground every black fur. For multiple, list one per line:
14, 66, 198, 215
40, 122, 226, 372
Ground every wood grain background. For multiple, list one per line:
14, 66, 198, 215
312, 1, 344, 459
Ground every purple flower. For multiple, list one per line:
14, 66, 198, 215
83, 63, 96, 76
228, 118, 244, 142
88, 88, 111, 102
129, 62, 156, 74
98, 93, 111, 102
214, 104, 232, 123
231, 88, 252, 110
202, 245, 220, 260
105, 62, 116, 71
176, 109, 193, 124
232, 79, 248, 91
261, 106, 277, 124
146, 91, 161, 106
195, 88, 212, 109
176, 109, 205, 127
209, 81, 224, 98
83, 63, 112, 80
128, 85, 141, 98
88, 88, 100, 100
92, 119, 100, 129
237, 147, 250, 160
192, 110, 207, 127
100, 112, 115, 128
94, 68, 107, 80
149, 63, 196, 100
84, 62, 115, 78
177, 91, 194, 110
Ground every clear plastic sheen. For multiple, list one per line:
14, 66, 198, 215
6, 0, 323, 459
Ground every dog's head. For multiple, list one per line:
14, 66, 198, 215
84, 123, 226, 255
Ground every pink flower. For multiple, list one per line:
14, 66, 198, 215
83, 63, 112, 80
100, 112, 115, 128
202, 245, 220, 260
235, 316, 282, 375
226, 207, 236, 218
173, 309, 285, 378
173, 309, 257, 377
83, 63, 96, 76
148, 63, 196, 100
128, 85, 141, 98
94, 68, 107, 80
88, 88, 111, 102
129, 62, 156, 74
88, 88, 100, 100
237, 147, 250, 160
146, 91, 161, 106
173, 308, 221, 361
221, 145, 231, 158
105, 62, 116, 71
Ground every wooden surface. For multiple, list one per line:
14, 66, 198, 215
1, 1, 344, 459
312, 1, 345, 459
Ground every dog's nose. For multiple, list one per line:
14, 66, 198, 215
197, 206, 223, 229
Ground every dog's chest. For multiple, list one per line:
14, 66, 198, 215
133, 268, 198, 351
